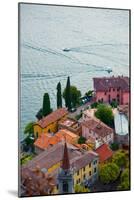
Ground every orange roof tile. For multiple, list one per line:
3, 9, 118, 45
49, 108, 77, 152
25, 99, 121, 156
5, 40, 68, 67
34, 133, 61, 150
35, 108, 68, 128
95, 144, 113, 162
56, 129, 79, 143
34, 129, 79, 150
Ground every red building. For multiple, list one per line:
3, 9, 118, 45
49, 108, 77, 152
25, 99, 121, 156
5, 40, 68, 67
93, 76, 129, 105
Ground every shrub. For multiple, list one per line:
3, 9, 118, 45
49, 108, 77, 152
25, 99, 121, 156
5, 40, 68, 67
95, 104, 114, 126
99, 163, 120, 184
118, 168, 130, 190
78, 136, 86, 144
110, 143, 119, 151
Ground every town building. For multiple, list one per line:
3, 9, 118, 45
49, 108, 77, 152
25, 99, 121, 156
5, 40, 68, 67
93, 76, 129, 105
57, 142, 74, 194
21, 166, 55, 196
33, 108, 68, 137
95, 144, 113, 163
82, 109, 96, 121
58, 117, 82, 136
114, 109, 129, 147
34, 129, 79, 154
22, 142, 99, 193
118, 104, 129, 120
81, 117, 114, 149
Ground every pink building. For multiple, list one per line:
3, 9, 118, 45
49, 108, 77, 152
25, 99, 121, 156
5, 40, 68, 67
93, 76, 129, 105
81, 117, 114, 149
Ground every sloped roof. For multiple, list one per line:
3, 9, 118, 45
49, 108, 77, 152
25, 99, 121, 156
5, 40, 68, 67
34, 133, 61, 150
93, 76, 129, 92
82, 117, 113, 138
35, 108, 68, 128
95, 144, 113, 162
34, 129, 79, 150
22, 142, 98, 172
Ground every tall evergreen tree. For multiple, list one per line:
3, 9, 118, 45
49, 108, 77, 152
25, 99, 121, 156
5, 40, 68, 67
57, 82, 62, 108
42, 93, 52, 117
65, 76, 71, 110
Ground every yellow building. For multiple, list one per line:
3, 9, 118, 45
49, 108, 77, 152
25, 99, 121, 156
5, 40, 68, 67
22, 142, 99, 194
33, 108, 68, 137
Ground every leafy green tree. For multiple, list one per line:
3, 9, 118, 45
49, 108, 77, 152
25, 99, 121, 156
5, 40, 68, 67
110, 142, 119, 151
95, 104, 114, 126
64, 76, 71, 110
91, 102, 99, 108
74, 184, 90, 193
63, 85, 81, 108
99, 163, 120, 184
85, 90, 93, 97
118, 168, 130, 190
57, 82, 62, 108
112, 150, 127, 168
24, 122, 34, 136
78, 136, 86, 144
23, 122, 35, 152
110, 100, 118, 108
70, 86, 81, 107
42, 93, 52, 117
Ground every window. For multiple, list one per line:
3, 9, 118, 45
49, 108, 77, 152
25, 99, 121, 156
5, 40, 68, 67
108, 94, 111, 103
117, 88, 120, 91
89, 163, 91, 168
104, 91, 107, 95
113, 88, 115, 91
77, 171, 79, 176
94, 167, 97, 173
36, 132, 38, 138
89, 171, 91, 176
93, 160, 97, 165
83, 167, 85, 172
109, 88, 111, 92
83, 174, 86, 179
63, 181, 68, 192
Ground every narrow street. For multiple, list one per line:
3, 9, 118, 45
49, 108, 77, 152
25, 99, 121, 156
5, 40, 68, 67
68, 101, 92, 119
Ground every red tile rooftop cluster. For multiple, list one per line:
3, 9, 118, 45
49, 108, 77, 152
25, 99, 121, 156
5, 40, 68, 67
93, 76, 129, 92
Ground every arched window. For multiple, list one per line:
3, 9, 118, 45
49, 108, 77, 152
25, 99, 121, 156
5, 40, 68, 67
63, 181, 68, 192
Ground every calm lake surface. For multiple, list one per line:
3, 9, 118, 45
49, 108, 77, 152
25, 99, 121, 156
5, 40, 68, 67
20, 4, 129, 140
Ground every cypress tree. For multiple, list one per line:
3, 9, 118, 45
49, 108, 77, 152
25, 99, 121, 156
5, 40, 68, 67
57, 82, 62, 108
42, 93, 51, 116
65, 76, 71, 110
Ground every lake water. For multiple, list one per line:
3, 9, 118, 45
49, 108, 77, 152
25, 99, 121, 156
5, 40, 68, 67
19, 4, 129, 140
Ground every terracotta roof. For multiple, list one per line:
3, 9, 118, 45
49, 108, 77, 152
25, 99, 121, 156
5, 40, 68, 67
34, 129, 79, 150
93, 76, 129, 92
56, 129, 79, 142
34, 133, 61, 150
22, 142, 98, 172
95, 144, 113, 162
35, 108, 68, 128
82, 117, 113, 138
